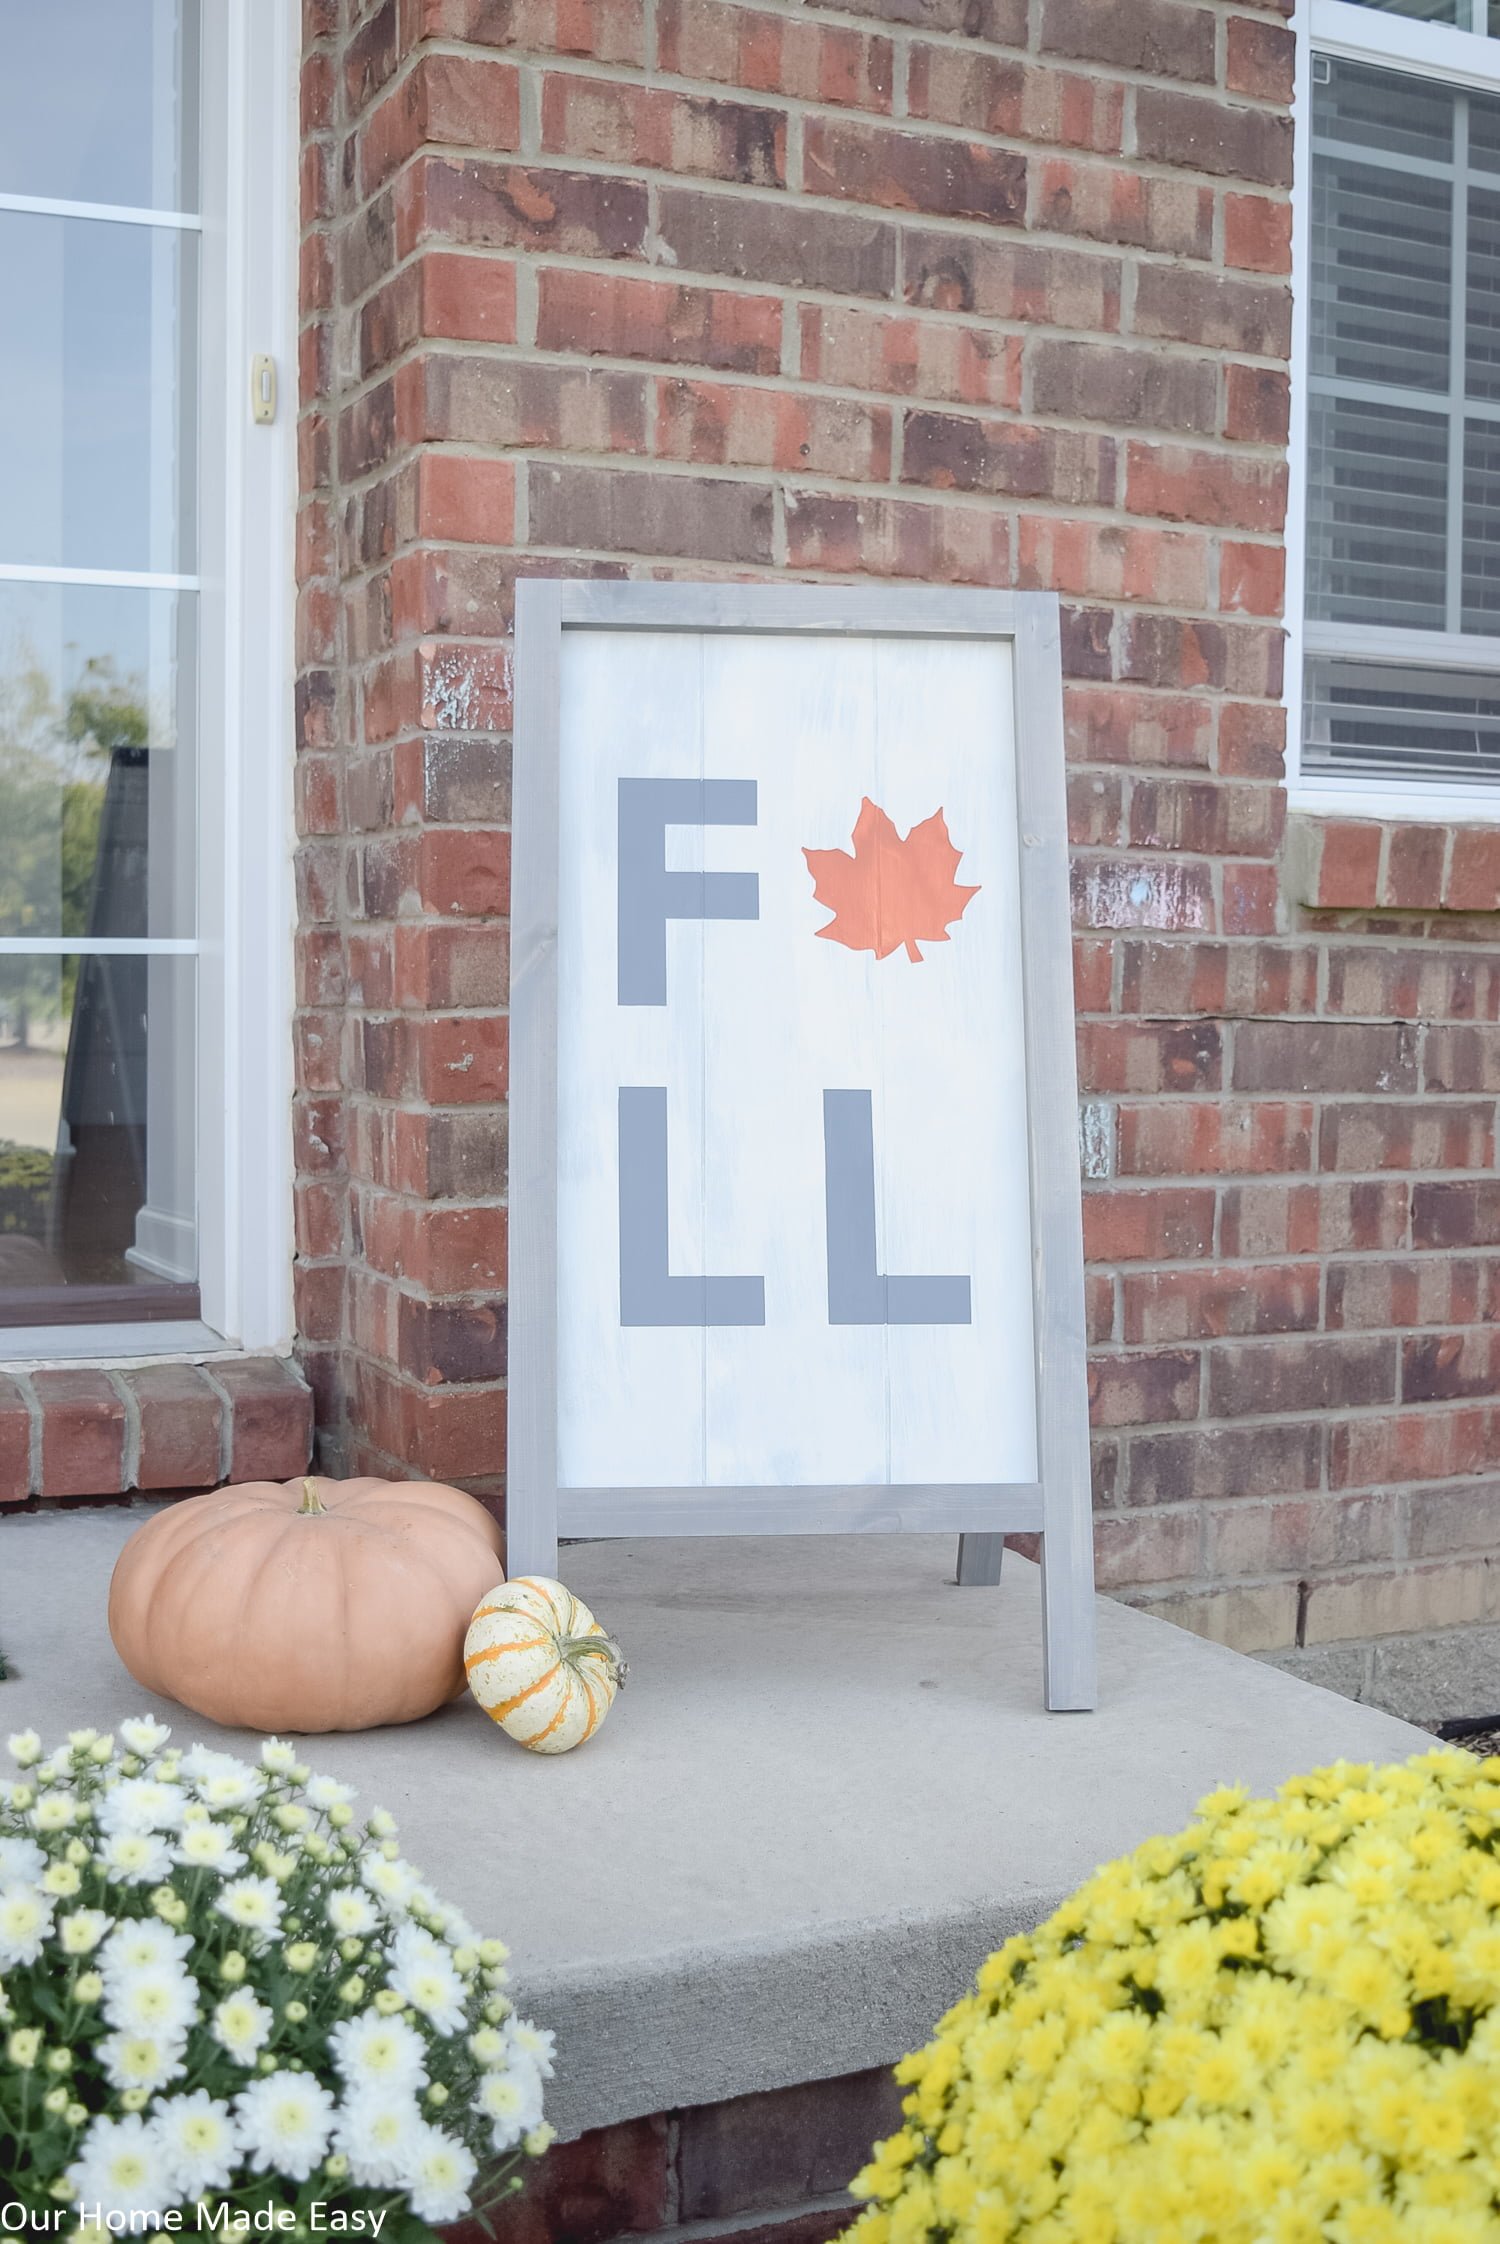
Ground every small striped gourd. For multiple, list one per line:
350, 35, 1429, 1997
464, 1578, 625, 1754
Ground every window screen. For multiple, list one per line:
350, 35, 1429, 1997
1305, 57, 1500, 780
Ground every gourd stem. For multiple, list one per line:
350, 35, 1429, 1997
297, 1478, 327, 1517
562, 1632, 628, 1687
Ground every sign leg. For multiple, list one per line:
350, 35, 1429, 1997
956, 1533, 1005, 1586
1040, 1534, 1098, 1711
503, 1510, 559, 1584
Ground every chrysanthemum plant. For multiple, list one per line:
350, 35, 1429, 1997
0, 1719, 555, 2234
851, 1751, 1500, 2244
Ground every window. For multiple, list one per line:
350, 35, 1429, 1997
1293, 0, 1500, 802
0, 1, 295, 1348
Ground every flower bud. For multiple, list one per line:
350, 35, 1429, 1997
89, 1737, 114, 1764
73, 1974, 103, 2005
119, 2089, 148, 2113
286, 1942, 319, 1974
258, 2052, 277, 2073
523, 2124, 556, 2157
425, 2083, 449, 2107
329, 1803, 353, 1828
6, 1731, 41, 1767
338, 1976, 365, 2005
323, 2155, 349, 2181
47, 2179, 75, 2203
64, 1839, 89, 1867
43, 2086, 69, 2115
220, 1952, 247, 1985
284, 2000, 308, 2024
7, 2029, 42, 2068
373, 1989, 406, 2016
65, 2102, 87, 2128
478, 1938, 509, 1968
46, 2047, 72, 2073
340, 1939, 363, 1963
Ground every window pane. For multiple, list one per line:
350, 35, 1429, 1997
0, 583, 195, 941
1312, 156, 1451, 392
1307, 394, 1450, 628
1315, 56, 1454, 165
0, 0, 199, 211
1468, 185, 1500, 396
0, 951, 196, 1309
0, 212, 196, 574
1305, 657, 1500, 782
1341, 0, 1500, 27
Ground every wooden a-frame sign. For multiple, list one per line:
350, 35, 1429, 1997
507, 583, 1096, 1711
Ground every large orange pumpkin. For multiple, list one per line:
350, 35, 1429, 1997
108, 1476, 505, 1733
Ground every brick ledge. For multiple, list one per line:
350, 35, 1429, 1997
0, 1356, 313, 1504
1287, 811, 1500, 913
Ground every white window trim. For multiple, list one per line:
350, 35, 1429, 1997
1288, 0, 1500, 821
0, 0, 299, 1364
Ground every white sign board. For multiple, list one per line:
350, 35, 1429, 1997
510, 586, 1095, 1710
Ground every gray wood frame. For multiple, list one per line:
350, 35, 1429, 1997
510, 582, 1097, 1711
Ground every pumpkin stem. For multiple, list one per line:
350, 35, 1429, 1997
562, 1632, 628, 1689
297, 1478, 327, 1517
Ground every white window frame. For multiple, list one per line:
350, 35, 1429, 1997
1289, 0, 1500, 820
0, 0, 299, 1361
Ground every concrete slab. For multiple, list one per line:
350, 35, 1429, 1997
0, 1504, 1432, 2139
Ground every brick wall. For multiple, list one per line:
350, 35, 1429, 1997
296, 0, 1500, 1711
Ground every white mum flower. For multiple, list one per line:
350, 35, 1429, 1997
67, 2112, 180, 2217
504, 2018, 556, 2081
405, 2122, 478, 2223
119, 1717, 172, 1756
174, 1823, 246, 1875
182, 1746, 264, 1809
30, 1790, 80, 1832
305, 1773, 354, 1811
335, 2088, 425, 2187
0, 1883, 53, 1966
103, 1966, 199, 2040
5, 1730, 41, 1767
98, 1830, 174, 1886
97, 1779, 187, 1834
259, 1739, 299, 1774
477, 2062, 544, 2153
329, 2007, 429, 2093
59, 1907, 112, 1955
0, 1835, 45, 1884
153, 2089, 239, 2196
216, 1876, 283, 1937
101, 1918, 193, 1982
99, 2029, 188, 2095
325, 1888, 379, 1938
388, 1922, 467, 2034
359, 1852, 418, 1909
234, 2070, 336, 2181
211, 1991, 275, 2065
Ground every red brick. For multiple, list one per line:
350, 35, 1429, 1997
658, 0, 894, 113
1134, 87, 1293, 187
678, 2070, 904, 2221
1134, 265, 1290, 356
1128, 778, 1284, 857
800, 303, 1020, 406
1220, 1180, 1409, 1260
1126, 442, 1286, 532
1089, 1350, 1201, 1428
1030, 338, 1215, 435
1065, 686, 1212, 770
1095, 1510, 1203, 1589
1032, 157, 1212, 257
1221, 539, 1285, 615
412, 1013, 509, 1103
1330, 1408, 1500, 1492
908, 48, 1123, 152
1224, 362, 1291, 444
529, 464, 775, 564
1082, 1187, 1216, 1262
457, 2111, 669, 2244
904, 229, 1121, 331
417, 829, 510, 919
1125, 1421, 1322, 1505
1123, 1265, 1319, 1345
1319, 1101, 1494, 1175
1039, 0, 1217, 82
398, 157, 649, 260
415, 456, 514, 545
1226, 15, 1296, 102
903, 411, 1115, 503
407, 0, 646, 63
1445, 828, 1500, 912
354, 1361, 505, 1482
538, 270, 781, 374
35, 1371, 125, 1500
1071, 856, 1214, 932
360, 53, 521, 196
1205, 1493, 1398, 1579
0, 1377, 32, 1504
1210, 1336, 1397, 1420
1218, 701, 1286, 779
804, 118, 1025, 224
1403, 1331, 1500, 1404
127, 1367, 225, 1492
1118, 941, 1314, 1019
1224, 192, 1292, 275
540, 75, 785, 187
784, 491, 1011, 584
822, 0, 1025, 28
1018, 518, 1207, 607
657, 186, 896, 295
1117, 1100, 1313, 1177
655, 380, 891, 481
1229, 860, 1292, 934
1232, 1022, 1418, 1096
1079, 1018, 1223, 1094
1327, 1256, 1498, 1333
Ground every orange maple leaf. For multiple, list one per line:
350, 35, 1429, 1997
803, 798, 980, 963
